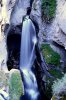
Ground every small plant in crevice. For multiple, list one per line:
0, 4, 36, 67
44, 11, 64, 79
41, 0, 56, 23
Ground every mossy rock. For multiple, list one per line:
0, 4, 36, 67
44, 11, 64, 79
41, 0, 56, 23
41, 44, 61, 66
49, 69, 63, 79
9, 69, 24, 100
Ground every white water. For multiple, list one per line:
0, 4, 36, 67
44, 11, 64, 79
20, 16, 37, 69
20, 16, 39, 100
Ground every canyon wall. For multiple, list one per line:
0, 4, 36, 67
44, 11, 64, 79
42, 0, 66, 49
0, 0, 42, 70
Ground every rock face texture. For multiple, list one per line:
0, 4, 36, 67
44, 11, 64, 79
8, 0, 42, 43
53, 0, 66, 49
5, 0, 41, 28
42, 0, 66, 49
0, 0, 42, 71
0, 0, 8, 71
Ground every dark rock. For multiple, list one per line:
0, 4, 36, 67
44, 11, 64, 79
7, 34, 21, 70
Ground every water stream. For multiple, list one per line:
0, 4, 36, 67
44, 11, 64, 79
20, 16, 39, 100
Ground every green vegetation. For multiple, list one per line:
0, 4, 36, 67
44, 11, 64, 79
41, 0, 56, 22
9, 70, 24, 100
45, 69, 63, 99
41, 44, 62, 99
49, 69, 63, 79
41, 44, 61, 66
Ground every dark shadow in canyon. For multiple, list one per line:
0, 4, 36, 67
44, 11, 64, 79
7, 34, 21, 70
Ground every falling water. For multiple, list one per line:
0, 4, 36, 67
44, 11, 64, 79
20, 16, 36, 69
20, 16, 39, 100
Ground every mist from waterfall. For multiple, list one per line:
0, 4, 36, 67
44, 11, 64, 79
20, 16, 39, 100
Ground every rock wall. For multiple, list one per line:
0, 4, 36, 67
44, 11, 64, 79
42, 0, 66, 50
6, 0, 41, 27
6, 0, 42, 41
52, 0, 66, 49
0, 0, 8, 71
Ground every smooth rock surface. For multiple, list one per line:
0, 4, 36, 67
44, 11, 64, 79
42, 0, 66, 49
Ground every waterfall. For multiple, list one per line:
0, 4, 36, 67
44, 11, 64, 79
20, 16, 39, 100
20, 16, 37, 69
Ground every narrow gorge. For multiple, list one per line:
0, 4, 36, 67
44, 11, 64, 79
0, 0, 66, 100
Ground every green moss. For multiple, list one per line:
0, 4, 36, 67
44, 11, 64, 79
41, 44, 63, 99
46, 79, 53, 99
41, 0, 56, 22
45, 69, 63, 99
41, 44, 61, 66
9, 70, 24, 100
49, 69, 63, 79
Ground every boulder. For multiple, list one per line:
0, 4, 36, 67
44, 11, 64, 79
0, 69, 24, 100
9, 69, 24, 100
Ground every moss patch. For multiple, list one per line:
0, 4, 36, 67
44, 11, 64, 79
9, 69, 24, 100
45, 69, 63, 99
41, 0, 56, 23
49, 69, 63, 79
41, 44, 62, 99
41, 44, 61, 66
